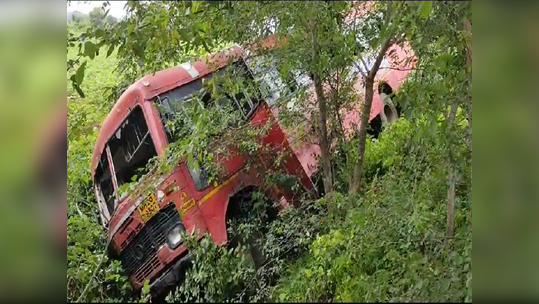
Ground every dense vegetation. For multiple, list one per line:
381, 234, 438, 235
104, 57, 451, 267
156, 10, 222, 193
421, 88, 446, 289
67, 1, 472, 302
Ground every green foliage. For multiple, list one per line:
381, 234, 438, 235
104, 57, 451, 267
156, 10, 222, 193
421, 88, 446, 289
275, 119, 471, 303
170, 235, 256, 303
67, 37, 135, 303
163, 192, 328, 303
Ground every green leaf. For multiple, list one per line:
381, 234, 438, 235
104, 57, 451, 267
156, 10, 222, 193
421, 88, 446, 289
383, 156, 395, 167
84, 41, 97, 59
75, 61, 87, 86
142, 280, 150, 296
106, 44, 115, 58
133, 43, 145, 59
95, 28, 105, 38
72, 81, 85, 98
420, 1, 432, 19
369, 37, 379, 50
191, 1, 201, 14
353, 212, 366, 229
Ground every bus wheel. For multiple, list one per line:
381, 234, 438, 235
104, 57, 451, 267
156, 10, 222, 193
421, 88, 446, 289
226, 188, 273, 269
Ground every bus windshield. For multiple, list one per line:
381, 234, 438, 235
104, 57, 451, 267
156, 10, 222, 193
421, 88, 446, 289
94, 106, 157, 215
155, 61, 261, 144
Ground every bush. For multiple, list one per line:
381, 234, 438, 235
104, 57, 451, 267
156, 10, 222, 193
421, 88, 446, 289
274, 117, 472, 303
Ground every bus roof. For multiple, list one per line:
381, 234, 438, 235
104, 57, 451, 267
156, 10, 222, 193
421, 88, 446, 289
91, 30, 415, 177
90, 45, 244, 176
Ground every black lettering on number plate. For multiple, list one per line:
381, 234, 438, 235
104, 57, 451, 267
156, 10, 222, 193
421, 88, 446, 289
137, 193, 160, 222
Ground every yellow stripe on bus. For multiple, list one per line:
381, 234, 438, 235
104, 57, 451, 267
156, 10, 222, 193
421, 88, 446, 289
197, 172, 240, 207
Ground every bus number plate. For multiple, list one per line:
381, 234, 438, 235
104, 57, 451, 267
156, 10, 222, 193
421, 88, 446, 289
137, 193, 159, 223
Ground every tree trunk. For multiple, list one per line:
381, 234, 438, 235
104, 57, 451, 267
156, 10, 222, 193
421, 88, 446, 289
350, 37, 393, 194
464, 16, 472, 234
447, 168, 456, 238
313, 74, 334, 194
446, 101, 459, 238
309, 19, 334, 195
349, 2, 395, 194
350, 77, 374, 194
464, 17, 472, 154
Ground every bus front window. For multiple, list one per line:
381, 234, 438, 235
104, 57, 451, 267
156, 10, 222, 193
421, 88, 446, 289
107, 106, 157, 189
94, 105, 158, 217
156, 61, 260, 144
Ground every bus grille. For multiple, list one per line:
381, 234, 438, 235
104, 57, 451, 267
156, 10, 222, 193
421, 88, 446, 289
119, 203, 182, 277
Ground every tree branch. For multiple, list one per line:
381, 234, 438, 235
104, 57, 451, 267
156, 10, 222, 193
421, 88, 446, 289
354, 59, 368, 78
364, 1, 395, 80
76, 254, 106, 303
367, 38, 392, 80
381, 66, 419, 72
358, 56, 368, 72
384, 1, 393, 27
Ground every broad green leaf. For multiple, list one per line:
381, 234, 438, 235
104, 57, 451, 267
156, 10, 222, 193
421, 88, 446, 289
75, 61, 87, 85
95, 28, 105, 38
84, 41, 97, 59
142, 280, 150, 296
420, 1, 432, 19
106, 44, 115, 58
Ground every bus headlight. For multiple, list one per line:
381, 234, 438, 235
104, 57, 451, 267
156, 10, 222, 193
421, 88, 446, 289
167, 225, 183, 249
156, 189, 165, 202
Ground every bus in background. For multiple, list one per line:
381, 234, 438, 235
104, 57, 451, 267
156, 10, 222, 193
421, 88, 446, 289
244, 34, 415, 187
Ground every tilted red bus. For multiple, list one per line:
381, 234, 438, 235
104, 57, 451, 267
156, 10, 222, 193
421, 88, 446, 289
91, 45, 316, 296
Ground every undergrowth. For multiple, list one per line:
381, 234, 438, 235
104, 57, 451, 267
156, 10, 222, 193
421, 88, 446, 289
155, 118, 472, 303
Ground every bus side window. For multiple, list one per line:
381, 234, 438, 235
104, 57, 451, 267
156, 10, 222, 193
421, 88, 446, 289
95, 151, 115, 215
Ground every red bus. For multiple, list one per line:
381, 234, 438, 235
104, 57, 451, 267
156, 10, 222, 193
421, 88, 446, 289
244, 34, 415, 186
91, 45, 316, 296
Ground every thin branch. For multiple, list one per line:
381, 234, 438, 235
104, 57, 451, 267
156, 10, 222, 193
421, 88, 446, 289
366, 1, 394, 80
67, 56, 81, 72
359, 57, 370, 74
447, 168, 457, 238
384, 1, 393, 28
353, 62, 368, 79
380, 66, 419, 72
76, 254, 106, 303
367, 37, 392, 79
75, 202, 86, 219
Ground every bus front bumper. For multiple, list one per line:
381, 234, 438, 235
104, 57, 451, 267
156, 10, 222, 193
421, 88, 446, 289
149, 252, 194, 294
